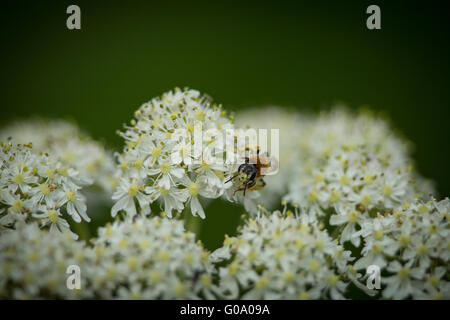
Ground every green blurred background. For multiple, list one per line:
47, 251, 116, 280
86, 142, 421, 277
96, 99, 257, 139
1, 0, 449, 249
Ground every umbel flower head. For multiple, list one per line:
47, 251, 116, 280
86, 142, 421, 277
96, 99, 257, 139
112, 88, 246, 219
0, 220, 92, 299
0, 118, 117, 194
285, 108, 435, 218
88, 216, 216, 299
211, 208, 354, 299
351, 197, 450, 300
0, 141, 91, 238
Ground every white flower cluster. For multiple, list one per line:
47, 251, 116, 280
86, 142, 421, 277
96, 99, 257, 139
1, 99, 448, 300
112, 88, 240, 219
88, 216, 216, 299
0, 142, 90, 237
285, 108, 434, 217
211, 210, 354, 299
0, 118, 117, 194
0, 221, 92, 299
350, 197, 449, 299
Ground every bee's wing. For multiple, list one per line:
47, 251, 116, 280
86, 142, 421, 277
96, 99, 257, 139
259, 153, 279, 176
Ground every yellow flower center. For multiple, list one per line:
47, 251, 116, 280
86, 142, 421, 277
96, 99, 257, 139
40, 184, 50, 195
315, 240, 324, 250
48, 210, 59, 223
432, 293, 443, 300
127, 257, 138, 269
160, 161, 171, 174
118, 239, 128, 248
228, 262, 238, 276
275, 248, 285, 259
57, 167, 69, 177
195, 110, 206, 121
329, 274, 339, 286
186, 124, 194, 133
188, 182, 199, 196
329, 191, 340, 203
339, 175, 349, 185
45, 168, 55, 179
373, 229, 384, 240
283, 271, 295, 283
382, 185, 392, 196
174, 282, 185, 297
307, 190, 318, 202
255, 276, 269, 290
309, 259, 320, 272
150, 270, 162, 283
371, 243, 383, 254
180, 145, 190, 158
298, 292, 309, 300
158, 250, 170, 262
119, 161, 128, 170
364, 174, 373, 184
200, 274, 212, 287
13, 174, 24, 184
12, 199, 23, 212
314, 173, 324, 183
152, 147, 162, 158
398, 234, 410, 247
140, 239, 149, 249
66, 191, 76, 202
201, 162, 210, 171
160, 187, 170, 196
348, 210, 359, 223
295, 239, 306, 249
128, 184, 139, 196
417, 245, 427, 256
134, 158, 143, 169
428, 276, 439, 287
398, 267, 410, 279
184, 253, 194, 265
361, 194, 371, 206
152, 118, 161, 128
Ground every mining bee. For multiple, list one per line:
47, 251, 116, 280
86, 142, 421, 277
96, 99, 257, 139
225, 145, 278, 196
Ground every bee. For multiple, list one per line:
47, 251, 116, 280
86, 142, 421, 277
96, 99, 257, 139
225, 145, 278, 196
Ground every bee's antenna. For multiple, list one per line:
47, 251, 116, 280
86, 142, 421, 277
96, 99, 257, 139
225, 174, 238, 184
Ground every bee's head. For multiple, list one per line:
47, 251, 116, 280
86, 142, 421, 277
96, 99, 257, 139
237, 164, 257, 183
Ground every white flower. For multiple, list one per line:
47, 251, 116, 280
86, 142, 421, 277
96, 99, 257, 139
111, 178, 149, 217
32, 208, 74, 238
329, 205, 365, 247
382, 261, 424, 299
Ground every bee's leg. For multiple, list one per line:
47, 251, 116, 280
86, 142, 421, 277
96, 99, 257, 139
243, 182, 249, 196
233, 187, 244, 196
